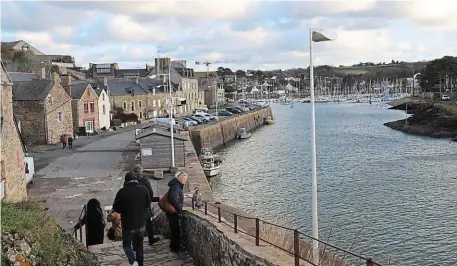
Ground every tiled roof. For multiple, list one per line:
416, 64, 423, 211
8, 72, 40, 82
12, 80, 53, 101
115, 69, 152, 78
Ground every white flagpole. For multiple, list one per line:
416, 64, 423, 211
168, 59, 175, 168
309, 28, 319, 264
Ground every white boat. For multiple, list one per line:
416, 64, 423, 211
236, 127, 252, 139
199, 143, 222, 178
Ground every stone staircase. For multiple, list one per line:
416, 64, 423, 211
89, 237, 194, 266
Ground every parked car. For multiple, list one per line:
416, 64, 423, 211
441, 95, 450, 101
226, 107, 242, 114
194, 114, 211, 122
217, 110, 234, 116
235, 106, 250, 112
182, 118, 198, 125
204, 114, 218, 121
190, 116, 206, 124
186, 116, 203, 124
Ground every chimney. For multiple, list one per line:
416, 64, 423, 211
89, 63, 93, 69
134, 76, 138, 84
52, 72, 61, 85
113, 63, 119, 70
40, 66, 46, 80
60, 74, 72, 97
102, 77, 107, 87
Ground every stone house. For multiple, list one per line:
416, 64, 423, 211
1, 61, 27, 202
108, 78, 150, 121
199, 77, 226, 108
153, 58, 202, 114
61, 75, 100, 134
12, 73, 73, 144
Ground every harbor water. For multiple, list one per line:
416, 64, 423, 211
210, 102, 457, 265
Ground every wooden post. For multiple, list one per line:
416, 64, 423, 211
234, 214, 238, 233
218, 207, 221, 223
294, 230, 300, 266
255, 218, 260, 246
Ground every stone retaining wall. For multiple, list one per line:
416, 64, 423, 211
189, 107, 272, 152
152, 209, 295, 266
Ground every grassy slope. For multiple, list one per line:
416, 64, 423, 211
1, 200, 99, 266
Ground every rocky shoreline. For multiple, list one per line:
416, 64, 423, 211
384, 100, 457, 141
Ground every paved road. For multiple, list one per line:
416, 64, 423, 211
28, 129, 138, 231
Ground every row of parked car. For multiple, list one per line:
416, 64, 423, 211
213, 103, 265, 117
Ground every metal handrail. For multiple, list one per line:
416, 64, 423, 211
187, 200, 383, 266
72, 204, 88, 247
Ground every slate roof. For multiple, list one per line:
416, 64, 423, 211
135, 128, 187, 141
9, 72, 40, 82
12, 80, 53, 101
1, 41, 21, 49
70, 83, 90, 100
107, 81, 149, 96
1, 61, 12, 84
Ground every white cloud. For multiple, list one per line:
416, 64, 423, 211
12, 32, 73, 54
105, 15, 171, 43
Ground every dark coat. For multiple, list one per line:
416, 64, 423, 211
137, 174, 160, 203
75, 208, 105, 246
168, 178, 184, 213
113, 180, 150, 230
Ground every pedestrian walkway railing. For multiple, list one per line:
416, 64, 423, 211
189, 200, 384, 266
72, 204, 88, 247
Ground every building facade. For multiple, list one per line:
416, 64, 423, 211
13, 73, 73, 144
1, 62, 27, 202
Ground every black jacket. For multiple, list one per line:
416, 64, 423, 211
113, 180, 150, 230
168, 178, 184, 213
137, 174, 160, 203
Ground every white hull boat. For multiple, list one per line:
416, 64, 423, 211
203, 166, 221, 177
199, 142, 222, 178
236, 128, 252, 139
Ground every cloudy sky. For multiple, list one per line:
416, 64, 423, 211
1, 0, 457, 72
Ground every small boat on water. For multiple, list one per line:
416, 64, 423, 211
264, 116, 275, 125
199, 143, 222, 178
236, 128, 252, 139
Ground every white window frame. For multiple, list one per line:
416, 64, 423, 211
153, 100, 156, 108
57, 112, 62, 123
102, 104, 106, 115
102, 93, 105, 101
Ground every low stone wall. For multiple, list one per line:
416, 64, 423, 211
152, 209, 295, 266
189, 107, 273, 152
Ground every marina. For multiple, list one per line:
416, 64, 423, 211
210, 102, 457, 266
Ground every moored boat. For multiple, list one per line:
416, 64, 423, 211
264, 115, 275, 125
199, 143, 222, 178
236, 127, 252, 139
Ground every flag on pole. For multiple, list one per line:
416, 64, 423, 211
312, 30, 333, 42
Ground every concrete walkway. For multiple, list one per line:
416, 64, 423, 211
28, 130, 138, 231
89, 238, 193, 266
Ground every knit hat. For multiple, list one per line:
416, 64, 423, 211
175, 172, 188, 185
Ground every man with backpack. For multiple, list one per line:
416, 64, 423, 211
133, 164, 160, 245
113, 172, 150, 266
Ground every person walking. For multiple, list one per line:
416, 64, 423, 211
68, 135, 73, 149
74, 198, 105, 246
113, 173, 150, 266
61, 134, 67, 150
132, 164, 160, 245
166, 171, 187, 252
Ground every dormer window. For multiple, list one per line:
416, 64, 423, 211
21, 43, 30, 51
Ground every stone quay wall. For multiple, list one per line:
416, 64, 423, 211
189, 107, 272, 152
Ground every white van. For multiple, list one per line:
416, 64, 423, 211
25, 157, 35, 184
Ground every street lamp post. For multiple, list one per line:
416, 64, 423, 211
309, 28, 333, 265
166, 59, 175, 168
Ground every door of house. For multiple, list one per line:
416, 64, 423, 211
85, 120, 94, 134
